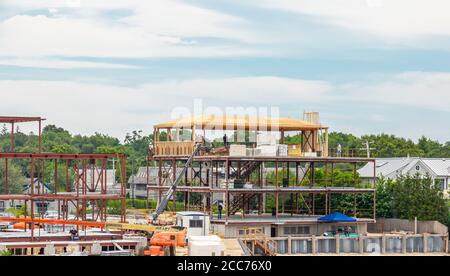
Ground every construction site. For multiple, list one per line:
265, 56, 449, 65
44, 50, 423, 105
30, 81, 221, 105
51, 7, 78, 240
0, 114, 448, 256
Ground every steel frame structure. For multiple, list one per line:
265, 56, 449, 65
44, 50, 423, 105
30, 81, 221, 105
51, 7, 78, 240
0, 153, 127, 241
146, 155, 377, 221
0, 116, 45, 152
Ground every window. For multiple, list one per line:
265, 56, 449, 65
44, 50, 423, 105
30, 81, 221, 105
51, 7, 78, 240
189, 219, 203, 228
283, 226, 310, 235
238, 228, 264, 236
36, 202, 49, 215
435, 179, 446, 190
136, 184, 147, 191
14, 248, 23, 256
330, 225, 355, 234
416, 165, 420, 171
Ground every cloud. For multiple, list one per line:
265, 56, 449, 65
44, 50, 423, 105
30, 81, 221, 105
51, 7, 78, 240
340, 72, 450, 113
0, 72, 448, 140
0, 57, 139, 69
254, 0, 450, 38
0, 77, 330, 138
0, 1, 261, 61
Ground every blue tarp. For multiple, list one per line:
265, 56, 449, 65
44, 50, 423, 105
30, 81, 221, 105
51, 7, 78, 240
318, 212, 357, 222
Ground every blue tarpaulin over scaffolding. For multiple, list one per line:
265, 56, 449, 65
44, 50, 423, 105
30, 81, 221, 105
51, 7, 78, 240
318, 212, 357, 222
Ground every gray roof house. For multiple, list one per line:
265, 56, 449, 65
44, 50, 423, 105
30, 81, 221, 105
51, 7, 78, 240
358, 157, 450, 192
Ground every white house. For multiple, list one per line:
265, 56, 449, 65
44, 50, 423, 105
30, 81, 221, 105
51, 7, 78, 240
76, 166, 118, 194
128, 167, 159, 200
358, 157, 450, 193
0, 179, 53, 214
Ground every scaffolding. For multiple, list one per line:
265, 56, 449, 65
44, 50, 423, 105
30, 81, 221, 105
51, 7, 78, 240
146, 155, 376, 220
146, 115, 377, 222
0, 117, 128, 242
0, 116, 45, 152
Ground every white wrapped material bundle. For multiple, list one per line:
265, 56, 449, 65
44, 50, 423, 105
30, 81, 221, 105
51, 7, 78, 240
229, 144, 246, 156
277, 144, 288, 157
257, 133, 277, 146
256, 145, 278, 156
188, 236, 225, 256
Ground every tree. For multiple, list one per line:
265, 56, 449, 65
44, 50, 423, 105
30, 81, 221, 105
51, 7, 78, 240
0, 161, 26, 194
285, 132, 449, 158
1, 124, 7, 135
0, 249, 12, 256
376, 175, 448, 224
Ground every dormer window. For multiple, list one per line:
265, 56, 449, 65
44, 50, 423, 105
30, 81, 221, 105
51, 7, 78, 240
416, 165, 420, 171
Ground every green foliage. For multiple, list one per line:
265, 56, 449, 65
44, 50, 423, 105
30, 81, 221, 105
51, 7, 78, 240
376, 175, 449, 224
285, 132, 450, 158
261, 167, 360, 188
0, 160, 26, 194
5, 207, 25, 218
106, 199, 184, 215
0, 250, 12, 256
0, 125, 154, 188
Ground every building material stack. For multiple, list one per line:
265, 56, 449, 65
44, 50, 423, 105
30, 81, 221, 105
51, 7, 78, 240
256, 133, 278, 157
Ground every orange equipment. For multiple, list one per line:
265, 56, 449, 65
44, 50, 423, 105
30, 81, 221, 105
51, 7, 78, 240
0, 217, 187, 256
144, 231, 186, 256
12, 222, 42, 230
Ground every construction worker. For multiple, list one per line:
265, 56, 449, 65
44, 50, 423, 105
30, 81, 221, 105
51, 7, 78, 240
69, 228, 79, 241
217, 203, 223, 219
223, 134, 228, 148
337, 144, 342, 157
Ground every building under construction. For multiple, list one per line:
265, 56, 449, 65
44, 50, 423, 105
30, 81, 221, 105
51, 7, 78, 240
0, 114, 448, 256
147, 113, 378, 239
0, 117, 139, 255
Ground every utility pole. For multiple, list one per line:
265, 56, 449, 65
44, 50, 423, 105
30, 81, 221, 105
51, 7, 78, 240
360, 141, 376, 158
109, 158, 116, 190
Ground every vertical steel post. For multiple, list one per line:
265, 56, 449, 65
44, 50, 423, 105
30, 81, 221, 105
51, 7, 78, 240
11, 122, 14, 152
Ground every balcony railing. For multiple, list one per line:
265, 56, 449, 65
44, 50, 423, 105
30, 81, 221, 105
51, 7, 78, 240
154, 141, 195, 156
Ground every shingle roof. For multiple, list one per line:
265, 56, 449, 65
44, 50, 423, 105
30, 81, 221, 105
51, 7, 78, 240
421, 159, 450, 176
358, 158, 450, 178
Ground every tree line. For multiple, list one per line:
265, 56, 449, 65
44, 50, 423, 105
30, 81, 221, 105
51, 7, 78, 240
285, 132, 450, 158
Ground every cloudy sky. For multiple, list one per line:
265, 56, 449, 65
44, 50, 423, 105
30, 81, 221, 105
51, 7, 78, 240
0, 0, 449, 142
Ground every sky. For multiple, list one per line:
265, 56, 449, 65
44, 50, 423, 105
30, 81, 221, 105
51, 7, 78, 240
0, 0, 449, 142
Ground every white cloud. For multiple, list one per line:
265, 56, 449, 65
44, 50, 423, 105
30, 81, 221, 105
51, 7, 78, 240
0, 77, 331, 138
0, 73, 448, 140
0, 1, 261, 60
0, 14, 258, 59
0, 57, 139, 69
340, 72, 450, 112
0, 77, 329, 138
255, 0, 450, 38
